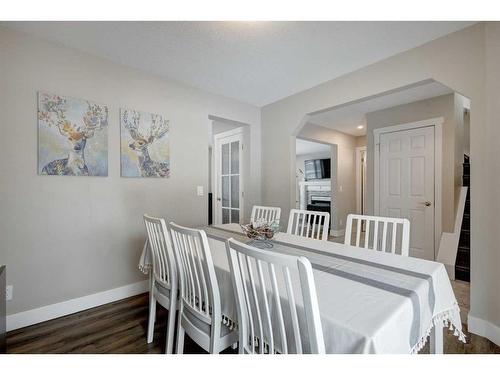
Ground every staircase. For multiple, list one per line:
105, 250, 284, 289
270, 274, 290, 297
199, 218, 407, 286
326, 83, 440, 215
455, 155, 470, 282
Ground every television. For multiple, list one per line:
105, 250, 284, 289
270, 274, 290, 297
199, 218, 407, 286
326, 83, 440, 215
304, 158, 331, 180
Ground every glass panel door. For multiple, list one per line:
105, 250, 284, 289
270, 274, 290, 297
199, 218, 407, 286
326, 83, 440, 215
214, 129, 243, 225
220, 140, 240, 224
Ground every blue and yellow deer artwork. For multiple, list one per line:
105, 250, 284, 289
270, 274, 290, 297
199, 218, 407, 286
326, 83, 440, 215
38, 92, 108, 176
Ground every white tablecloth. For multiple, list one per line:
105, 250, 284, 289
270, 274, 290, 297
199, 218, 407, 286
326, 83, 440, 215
139, 224, 465, 353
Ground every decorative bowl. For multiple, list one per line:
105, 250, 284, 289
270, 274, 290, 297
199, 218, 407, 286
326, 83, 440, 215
240, 220, 280, 248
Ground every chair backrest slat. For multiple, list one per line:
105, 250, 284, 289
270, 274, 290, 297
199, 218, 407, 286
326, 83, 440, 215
294, 212, 301, 235
344, 214, 410, 256
308, 214, 314, 238
226, 238, 325, 354
391, 223, 397, 253
170, 223, 221, 323
355, 217, 361, 247
256, 259, 274, 353
382, 221, 388, 251
287, 209, 330, 241
194, 238, 210, 315
364, 218, 371, 249
244, 255, 264, 353
297, 258, 325, 354
144, 215, 177, 289
268, 263, 288, 354
237, 253, 256, 353
181, 234, 196, 307
188, 236, 203, 313
251, 205, 281, 226
284, 266, 302, 354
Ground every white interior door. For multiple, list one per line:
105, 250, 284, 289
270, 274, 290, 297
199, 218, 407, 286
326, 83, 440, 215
214, 129, 243, 225
379, 126, 435, 260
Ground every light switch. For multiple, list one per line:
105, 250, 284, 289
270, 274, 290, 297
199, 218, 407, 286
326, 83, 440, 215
197, 186, 204, 196
339, 185, 343, 192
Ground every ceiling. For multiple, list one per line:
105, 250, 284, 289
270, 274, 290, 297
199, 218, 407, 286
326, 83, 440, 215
296, 138, 331, 156
3, 21, 474, 106
309, 81, 454, 136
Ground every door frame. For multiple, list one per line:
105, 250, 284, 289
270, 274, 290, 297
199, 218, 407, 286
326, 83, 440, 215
373, 117, 443, 258
294, 136, 338, 236
213, 127, 244, 225
355, 146, 367, 214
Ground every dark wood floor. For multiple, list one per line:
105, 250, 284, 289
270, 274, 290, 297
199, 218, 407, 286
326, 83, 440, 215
6, 293, 236, 354
6, 293, 500, 354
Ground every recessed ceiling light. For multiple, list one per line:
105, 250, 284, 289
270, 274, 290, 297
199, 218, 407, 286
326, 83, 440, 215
357, 125, 364, 129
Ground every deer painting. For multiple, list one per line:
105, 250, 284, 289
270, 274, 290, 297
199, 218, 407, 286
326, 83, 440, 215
38, 92, 108, 176
121, 109, 170, 178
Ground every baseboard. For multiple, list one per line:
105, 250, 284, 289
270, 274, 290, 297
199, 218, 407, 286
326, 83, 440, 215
468, 313, 500, 347
331, 229, 345, 237
6, 280, 149, 332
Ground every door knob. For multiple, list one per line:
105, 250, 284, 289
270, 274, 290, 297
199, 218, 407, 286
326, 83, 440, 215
422, 201, 432, 207
217, 198, 221, 202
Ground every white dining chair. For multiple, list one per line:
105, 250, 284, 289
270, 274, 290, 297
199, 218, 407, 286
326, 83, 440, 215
225, 238, 325, 354
250, 205, 281, 226
287, 209, 330, 241
143, 214, 178, 354
169, 222, 238, 354
344, 214, 410, 256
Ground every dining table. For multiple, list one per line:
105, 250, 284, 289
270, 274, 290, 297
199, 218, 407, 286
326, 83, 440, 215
139, 223, 466, 354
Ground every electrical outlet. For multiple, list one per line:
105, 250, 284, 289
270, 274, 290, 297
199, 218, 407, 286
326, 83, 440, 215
339, 219, 343, 226
6, 285, 13, 301
197, 186, 204, 196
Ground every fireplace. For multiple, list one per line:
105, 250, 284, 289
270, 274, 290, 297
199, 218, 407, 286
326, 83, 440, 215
307, 195, 331, 213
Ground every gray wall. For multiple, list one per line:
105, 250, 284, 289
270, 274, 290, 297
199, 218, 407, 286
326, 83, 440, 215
356, 135, 367, 147
0, 27, 261, 315
453, 94, 467, 192
261, 23, 500, 341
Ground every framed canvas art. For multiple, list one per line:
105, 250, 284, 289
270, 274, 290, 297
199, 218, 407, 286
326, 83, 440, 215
38, 92, 108, 176
120, 108, 170, 178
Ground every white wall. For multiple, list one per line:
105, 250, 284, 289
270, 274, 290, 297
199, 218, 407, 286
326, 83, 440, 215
261, 23, 500, 345
0, 26, 261, 315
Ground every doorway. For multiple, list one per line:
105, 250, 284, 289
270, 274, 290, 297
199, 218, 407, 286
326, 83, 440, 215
294, 137, 337, 236
374, 118, 443, 261
356, 146, 367, 215
213, 127, 244, 225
